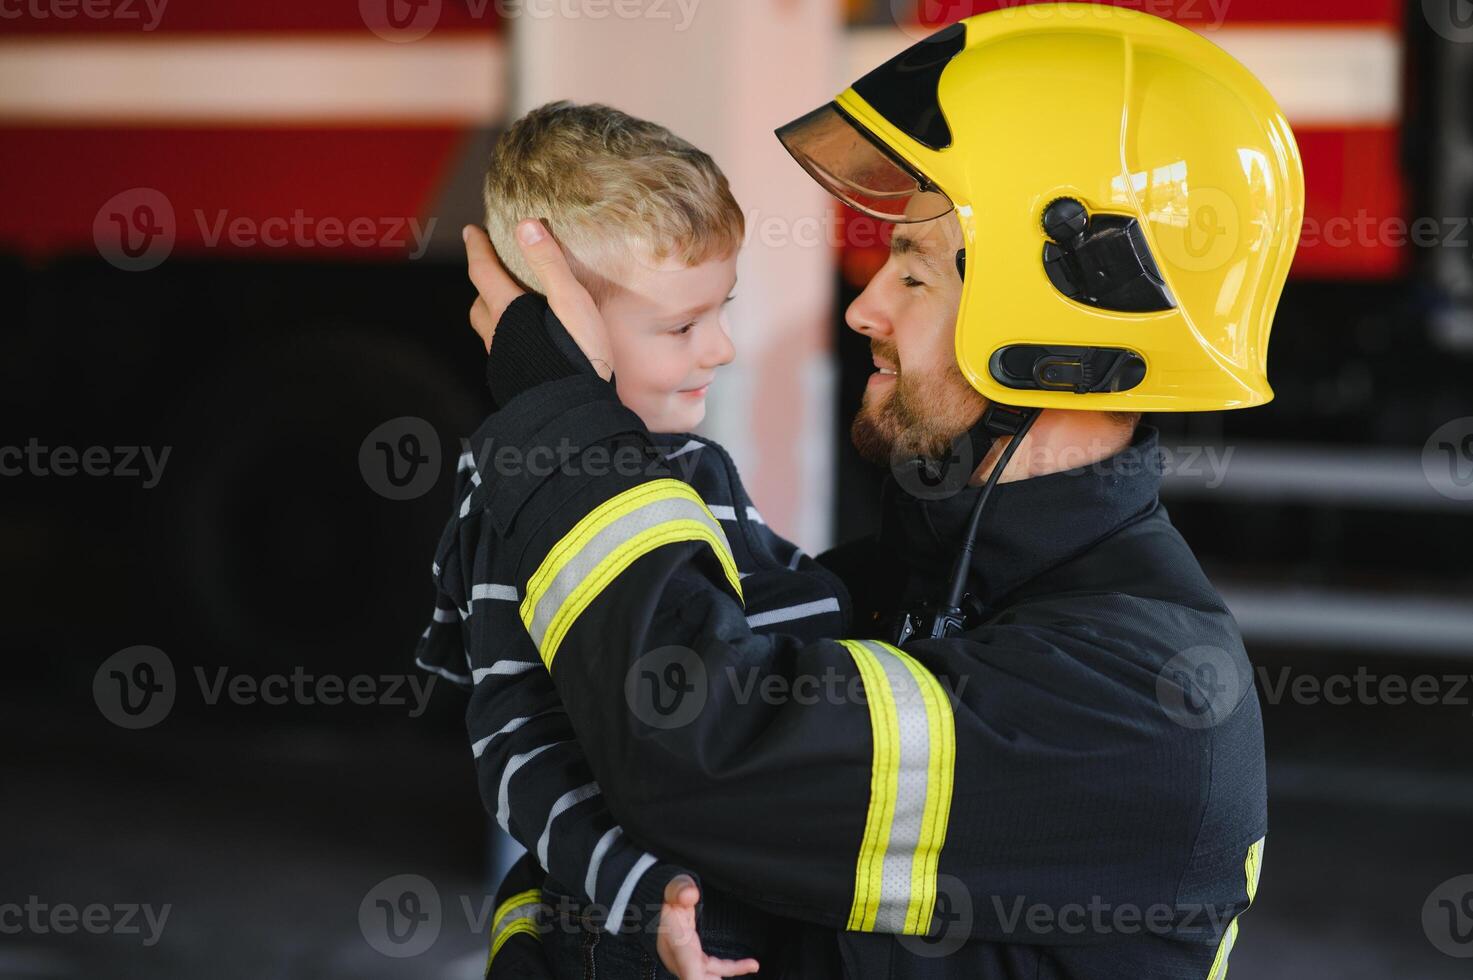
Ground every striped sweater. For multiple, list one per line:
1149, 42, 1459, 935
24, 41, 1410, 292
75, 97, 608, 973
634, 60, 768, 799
415, 425, 851, 972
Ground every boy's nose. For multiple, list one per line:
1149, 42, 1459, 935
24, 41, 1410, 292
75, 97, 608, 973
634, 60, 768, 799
702, 320, 736, 369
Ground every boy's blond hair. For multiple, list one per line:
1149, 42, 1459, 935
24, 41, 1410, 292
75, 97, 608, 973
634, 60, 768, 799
484, 101, 745, 303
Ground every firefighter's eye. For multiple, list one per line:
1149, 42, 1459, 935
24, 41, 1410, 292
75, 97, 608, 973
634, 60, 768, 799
900, 275, 926, 289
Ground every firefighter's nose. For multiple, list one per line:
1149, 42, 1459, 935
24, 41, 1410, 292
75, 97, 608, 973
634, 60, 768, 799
845, 278, 892, 338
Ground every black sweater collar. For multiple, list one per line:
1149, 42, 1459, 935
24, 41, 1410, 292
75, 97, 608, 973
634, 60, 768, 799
879, 425, 1164, 609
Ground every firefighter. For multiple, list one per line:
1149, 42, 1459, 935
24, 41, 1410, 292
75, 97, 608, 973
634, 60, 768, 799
462, 4, 1302, 977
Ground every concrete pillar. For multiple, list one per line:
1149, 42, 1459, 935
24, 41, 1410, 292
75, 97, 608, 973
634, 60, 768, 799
512, 0, 843, 552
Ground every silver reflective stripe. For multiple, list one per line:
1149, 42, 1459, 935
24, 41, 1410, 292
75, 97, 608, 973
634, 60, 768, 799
536, 781, 602, 868
496, 740, 571, 832
746, 597, 841, 629
432, 607, 457, 623
706, 504, 765, 524
457, 450, 475, 473
664, 439, 703, 460
860, 639, 935, 934
605, 852, 658, 934
470, 709, 563, 759
473, 661, 538, 683
525, 495, 724, 654
472, 582, 519, 602
415, 657, 470, 686
586, 826, 623, 901
787, 547, 806, 570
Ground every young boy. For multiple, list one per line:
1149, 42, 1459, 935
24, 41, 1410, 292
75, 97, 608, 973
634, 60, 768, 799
414, 102, 851, 979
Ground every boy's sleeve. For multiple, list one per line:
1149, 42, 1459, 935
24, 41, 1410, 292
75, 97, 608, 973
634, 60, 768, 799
485, 853, 551, 980
462, 369, 952, 933
419, 453, 691, 956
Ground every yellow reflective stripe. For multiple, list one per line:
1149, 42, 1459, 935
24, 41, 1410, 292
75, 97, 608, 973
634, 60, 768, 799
487, 920, 540, 968
1206, 837, 1265, 980
892, 644, 956, 934
838, 639, 956, 936
520, 479, 743, 669
840, 638, 901, 932
486, 888, 542, 972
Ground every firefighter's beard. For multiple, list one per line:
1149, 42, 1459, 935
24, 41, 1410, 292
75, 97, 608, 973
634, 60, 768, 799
850, 342, 987, 467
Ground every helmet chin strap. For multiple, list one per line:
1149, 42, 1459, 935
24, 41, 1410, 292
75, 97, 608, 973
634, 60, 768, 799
891, 399, 1041, 644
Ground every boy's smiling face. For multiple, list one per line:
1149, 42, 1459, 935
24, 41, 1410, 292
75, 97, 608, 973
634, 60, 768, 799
597, 251, 739, 433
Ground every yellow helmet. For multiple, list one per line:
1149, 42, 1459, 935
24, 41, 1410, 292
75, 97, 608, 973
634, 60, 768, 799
777, 2, 1304, 412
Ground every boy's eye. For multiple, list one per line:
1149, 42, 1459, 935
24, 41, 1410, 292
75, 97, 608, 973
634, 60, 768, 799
900, 275, 926, 289
673, 323, 694, 336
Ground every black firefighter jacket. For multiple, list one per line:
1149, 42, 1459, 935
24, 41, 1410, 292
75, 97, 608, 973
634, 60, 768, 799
421, 360, 1266, 980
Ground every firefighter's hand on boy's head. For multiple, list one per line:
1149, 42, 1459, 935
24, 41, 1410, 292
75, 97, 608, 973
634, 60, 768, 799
657, 874, 760, 980
463, 221, 614, 381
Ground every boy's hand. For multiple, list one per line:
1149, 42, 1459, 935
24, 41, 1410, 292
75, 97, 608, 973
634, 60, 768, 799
463, 221, 614, 381
657, 875, 760, 980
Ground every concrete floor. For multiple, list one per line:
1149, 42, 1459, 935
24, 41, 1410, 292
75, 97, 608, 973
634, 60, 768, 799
6, 667, 1472, 980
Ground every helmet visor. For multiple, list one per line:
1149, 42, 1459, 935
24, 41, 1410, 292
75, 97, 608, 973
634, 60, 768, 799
776, 102, 954, 224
